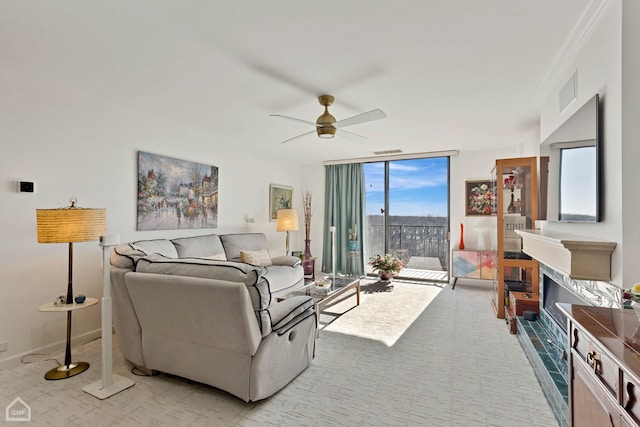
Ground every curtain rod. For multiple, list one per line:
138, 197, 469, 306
322, 150, 459, 165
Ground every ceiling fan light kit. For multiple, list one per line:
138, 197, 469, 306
271, 94, 386, 143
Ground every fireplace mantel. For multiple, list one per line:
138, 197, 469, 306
515, 229, 616, 281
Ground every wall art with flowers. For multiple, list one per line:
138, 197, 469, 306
465, 180, 494, 216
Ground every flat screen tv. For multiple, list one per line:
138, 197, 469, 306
542, 94, 601, 222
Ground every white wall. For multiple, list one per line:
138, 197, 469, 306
0, 79, 303, 366
621, 0, 640, 287
538, 1, 630, 286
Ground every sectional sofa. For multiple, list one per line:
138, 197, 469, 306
109, 233, 316, 401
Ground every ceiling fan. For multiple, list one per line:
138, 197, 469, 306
270, 95, 386, 144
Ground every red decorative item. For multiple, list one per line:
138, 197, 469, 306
459, 223, 465, 250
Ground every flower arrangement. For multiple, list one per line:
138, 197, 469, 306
303, 191, 312, 241
369, 254, 403, 274
468, 183, 493, 215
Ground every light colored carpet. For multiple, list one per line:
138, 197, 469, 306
0, 280, 559, 426
323, 280, 443, 346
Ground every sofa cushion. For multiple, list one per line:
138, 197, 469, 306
263, 265, 304, 294
111, 244, 148, 269
171, 234, 226, 259
134, 254, 272, 310
220, 233, 268, 262
240, 249, 272, 267
132, 239, 178, 258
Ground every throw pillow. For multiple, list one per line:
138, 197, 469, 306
240, 249, 272, 266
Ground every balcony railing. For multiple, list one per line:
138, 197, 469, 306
365, 224, 449, 274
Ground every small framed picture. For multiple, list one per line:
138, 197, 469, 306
269, 184, 293, 221
465, 180, 494, 216
291, 251, 302, 258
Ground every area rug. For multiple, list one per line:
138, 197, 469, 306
322, 279, 444, 346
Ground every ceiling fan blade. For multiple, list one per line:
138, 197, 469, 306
280, 130, 316, 144
339, 128, 370, 140
335, 109, 387, 128
270, 114, 319, 127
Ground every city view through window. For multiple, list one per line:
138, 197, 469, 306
364, 157, 449, 281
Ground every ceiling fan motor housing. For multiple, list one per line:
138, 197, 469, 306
316, 95, 336, 138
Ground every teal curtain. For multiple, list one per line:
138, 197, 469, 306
322, 163, 365, 276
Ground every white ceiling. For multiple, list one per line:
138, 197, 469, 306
3, 1, 593, 164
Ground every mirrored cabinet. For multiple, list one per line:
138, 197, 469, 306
491, 156, 539, 319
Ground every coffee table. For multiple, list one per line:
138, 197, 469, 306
279, 277, 360, 335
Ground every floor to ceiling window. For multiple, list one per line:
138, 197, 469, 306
364, 156, 450, 282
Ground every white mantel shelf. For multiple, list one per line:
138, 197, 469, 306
514, 229, 617, 282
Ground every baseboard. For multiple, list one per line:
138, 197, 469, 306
0, 328, 103, 370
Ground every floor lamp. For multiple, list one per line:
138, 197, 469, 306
83, 234, 135, 399
330, 226, 336, 281
36, 199, 106, 380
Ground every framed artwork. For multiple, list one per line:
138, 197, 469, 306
465, 180, 494, 216
137, 151, 219, 230
269, 184, 293, 221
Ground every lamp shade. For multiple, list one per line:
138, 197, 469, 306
37, 206, 106, 243
276, 209, 299, 232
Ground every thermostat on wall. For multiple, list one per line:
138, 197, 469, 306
17, 180, 35, 193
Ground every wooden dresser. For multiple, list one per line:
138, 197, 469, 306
558, 304, 640, 426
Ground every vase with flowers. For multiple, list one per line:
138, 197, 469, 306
303, 191, 312, 258
369, 254, 403, 282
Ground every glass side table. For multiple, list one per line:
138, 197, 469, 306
38, 297, 99, 380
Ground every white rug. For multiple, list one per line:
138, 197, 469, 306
322, 279, 444, 346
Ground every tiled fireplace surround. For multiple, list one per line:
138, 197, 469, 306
516, 263, 622, 426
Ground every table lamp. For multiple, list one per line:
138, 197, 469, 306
276, 209, 299, 256
36, 198, 106, 379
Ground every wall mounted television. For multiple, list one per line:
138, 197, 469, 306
541, 94, 601, 222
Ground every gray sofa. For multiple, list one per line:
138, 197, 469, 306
109, 233, 316, 402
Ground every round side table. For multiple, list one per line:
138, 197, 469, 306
38, 297, 98, 380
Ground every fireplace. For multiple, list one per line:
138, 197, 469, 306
542, 273, 589, 333
516, 264, 622, 426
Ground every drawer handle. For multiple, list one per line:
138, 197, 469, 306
586, 350, 601, 375
625, 382, 636, 411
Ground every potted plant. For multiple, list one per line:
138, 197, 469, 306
348, 223, 358, 252
369, 254, 403, 281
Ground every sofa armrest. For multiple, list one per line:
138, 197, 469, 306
268, 296, 314, 333
270, 255, 302, 267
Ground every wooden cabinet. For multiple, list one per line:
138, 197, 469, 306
491, 156, 539, 319
558, 304, 640, 427
451, 249, 496, 288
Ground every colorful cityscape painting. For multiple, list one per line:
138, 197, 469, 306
137, 151, 218, 231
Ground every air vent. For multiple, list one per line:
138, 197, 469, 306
372, 149, 402, 155
559, 71, 577, 113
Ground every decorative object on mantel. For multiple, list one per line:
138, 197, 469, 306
303, 191, 312, 258
348, 223, 359, 252
370, 254, 403, 282
623, 284, 640, 321
458, 223, 465, 250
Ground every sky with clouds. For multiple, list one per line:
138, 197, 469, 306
364, 157, 448, 217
